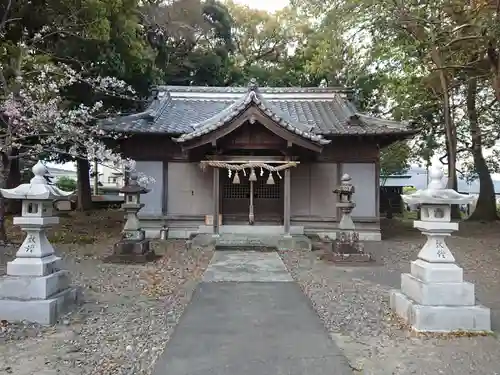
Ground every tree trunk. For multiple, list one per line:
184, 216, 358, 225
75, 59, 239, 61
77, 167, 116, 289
0, 153, 11, 244
6, 151, 21, 215
466, 77, 499, 221
93, 159, 99, 195
487, 43, 500, 102
77, 159, 93, 211
434, 59, 460, 219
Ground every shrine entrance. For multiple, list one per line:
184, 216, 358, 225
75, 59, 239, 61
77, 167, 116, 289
220, 169, 283, 224
181, 105, 327, 235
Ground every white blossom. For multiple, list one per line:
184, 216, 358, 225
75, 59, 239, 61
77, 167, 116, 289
0, 47, 150, 183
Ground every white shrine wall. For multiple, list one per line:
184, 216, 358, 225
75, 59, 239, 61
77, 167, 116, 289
134, 160, 380, 240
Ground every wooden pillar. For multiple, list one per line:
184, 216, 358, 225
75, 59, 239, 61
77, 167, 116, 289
284, 167, 291, 236
249, 181, 255, 224
213, 167, 220, 235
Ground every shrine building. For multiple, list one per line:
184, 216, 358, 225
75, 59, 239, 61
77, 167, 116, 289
102, 79, 416, 240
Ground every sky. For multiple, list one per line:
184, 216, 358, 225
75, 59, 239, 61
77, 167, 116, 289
232, 0, 289, 11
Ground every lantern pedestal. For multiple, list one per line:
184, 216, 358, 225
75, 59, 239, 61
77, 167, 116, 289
106, 173, 156, 263
111, 239, 155, 263
390, 166, 491, 332
390, 218, 490, 332
0, 161, 79, 325
322, 174, 374, 263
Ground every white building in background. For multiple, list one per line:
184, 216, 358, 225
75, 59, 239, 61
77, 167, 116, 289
91, 161, 125, 188
45, 166, 78, 182
45, 160, 125, 194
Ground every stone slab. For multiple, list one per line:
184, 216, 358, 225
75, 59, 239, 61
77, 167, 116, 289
7, 255, 62, 277
198, 225, 305, 235
411, 259, 463, 283
13, 216, 59, 226
202, 251, 293, 282
390, 290, 491, 332
401, 273, 475, 306
214, 235, 277, 250
189, 234, 312, 252
0, 287, 81, 325
414, 220, 458, 232
0, 270, 70, 300
152, 282, 352, 375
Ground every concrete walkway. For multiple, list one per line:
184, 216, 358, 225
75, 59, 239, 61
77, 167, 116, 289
153, 251, 353, 375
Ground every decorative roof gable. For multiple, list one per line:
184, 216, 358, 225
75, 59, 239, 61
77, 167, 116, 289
173, 79, 330, 145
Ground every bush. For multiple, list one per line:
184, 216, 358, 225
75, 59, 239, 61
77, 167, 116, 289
56, 176, 77, 192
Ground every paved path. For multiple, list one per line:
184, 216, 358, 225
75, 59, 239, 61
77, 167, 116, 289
153, 251, 353, 375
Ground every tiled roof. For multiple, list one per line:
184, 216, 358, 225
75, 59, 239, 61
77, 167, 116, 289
173, 88, 330, 145
101, 81, 415, 139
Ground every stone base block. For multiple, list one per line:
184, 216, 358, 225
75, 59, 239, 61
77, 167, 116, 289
277, 236, 312, 251
107, 239, 156, 263
0, 287, 81, 325
188, 234, 312, 252
401, 273, 475, 306
7, 255, 62, 277
321, 252, 374, 264
0, 270, 70, 300
390, 290, 491, 332
311, 240, 332, 252
411, 259, 463, 283
316, 230, 382, 242
333, 242, 364, 254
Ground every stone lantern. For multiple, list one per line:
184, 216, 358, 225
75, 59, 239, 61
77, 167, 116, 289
390, 165, 491, 332
334, 173, 356, 230
108, 172, 156, 262
322, 173, 373, 263
0, 161, 78, 325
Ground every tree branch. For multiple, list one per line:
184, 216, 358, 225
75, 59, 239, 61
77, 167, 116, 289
0, 0, 12, 32
444, 35, 484, 48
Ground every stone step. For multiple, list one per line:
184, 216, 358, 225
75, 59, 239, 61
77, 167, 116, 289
188, 234, 312, 252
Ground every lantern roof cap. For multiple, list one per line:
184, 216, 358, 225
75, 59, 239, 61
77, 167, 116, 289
341, 173, 352, 183
120, 172, 150, 194
0, 161, 74, 200
402, 165, 475, 205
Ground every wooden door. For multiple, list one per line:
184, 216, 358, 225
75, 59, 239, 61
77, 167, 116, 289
253, 176, 283, 223
220, 172, 250, 223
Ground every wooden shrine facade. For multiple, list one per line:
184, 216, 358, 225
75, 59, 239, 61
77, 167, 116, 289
104, 81, 416, 240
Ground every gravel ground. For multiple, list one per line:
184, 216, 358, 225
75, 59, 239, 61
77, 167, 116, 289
2, 210, 500, 375
0, 239, 213, 375
279, 219, 500, 375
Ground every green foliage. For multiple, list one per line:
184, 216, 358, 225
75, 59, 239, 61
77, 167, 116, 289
403, 186, 417, 195
380, 142, 411, 180
13, 0, 500, 219
56, 176, 77, 192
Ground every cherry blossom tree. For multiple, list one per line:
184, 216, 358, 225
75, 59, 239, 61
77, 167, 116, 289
0, 47, 154, 243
